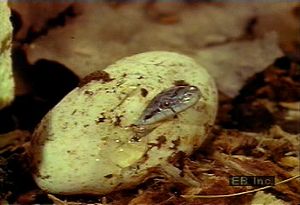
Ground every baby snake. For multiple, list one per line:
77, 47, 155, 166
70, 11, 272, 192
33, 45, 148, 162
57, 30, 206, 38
131, 85, 201, 141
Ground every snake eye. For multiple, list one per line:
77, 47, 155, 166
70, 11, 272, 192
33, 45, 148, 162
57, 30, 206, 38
162, 101, 170, 107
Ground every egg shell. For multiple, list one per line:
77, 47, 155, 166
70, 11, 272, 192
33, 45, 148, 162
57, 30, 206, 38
30, 51, 218, 195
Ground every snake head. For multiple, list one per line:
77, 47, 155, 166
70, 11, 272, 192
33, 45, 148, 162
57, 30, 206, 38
136, 85, 201, 126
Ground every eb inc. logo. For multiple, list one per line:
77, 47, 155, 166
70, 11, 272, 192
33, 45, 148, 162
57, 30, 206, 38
229, 176, 275, 186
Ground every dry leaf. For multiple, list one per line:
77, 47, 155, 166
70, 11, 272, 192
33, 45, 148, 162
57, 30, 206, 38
253, 3, 300, 52
251, 191, 289, 205
0, 130, 31, 154
25, 3, 255, 78
195, 33, 283, 97
9, 2, 76, 41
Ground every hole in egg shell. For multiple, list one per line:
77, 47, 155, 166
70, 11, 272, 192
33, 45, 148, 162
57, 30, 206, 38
134, 85, 202, 126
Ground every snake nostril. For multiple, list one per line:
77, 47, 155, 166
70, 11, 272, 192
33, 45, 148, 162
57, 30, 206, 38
144, 114, 152, 120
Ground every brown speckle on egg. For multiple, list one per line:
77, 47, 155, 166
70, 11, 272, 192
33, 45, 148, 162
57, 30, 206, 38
171, 138, 181, 150
84, 90, 94, 95
96, 113, 106, 123
173, 80, 190, 86
79, 70, 114, 87
114, 115, 123, 126
140, 88, 148, 97
104, 174, 113, 179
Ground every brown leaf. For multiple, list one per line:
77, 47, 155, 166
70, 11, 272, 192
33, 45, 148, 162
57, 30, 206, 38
25, 3, 255, 78
0, 130, 31, 154
253, 3, 300, 53
9, 2, 77, 41
195, 33, 283, 97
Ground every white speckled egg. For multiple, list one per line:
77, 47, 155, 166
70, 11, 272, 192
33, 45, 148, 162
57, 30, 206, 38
30, 51, 218, 195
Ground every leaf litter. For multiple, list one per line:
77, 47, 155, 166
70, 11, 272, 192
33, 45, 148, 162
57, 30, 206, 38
1, 2, 300, 204
23, 3, 300, 97
25, 3, 255, 78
